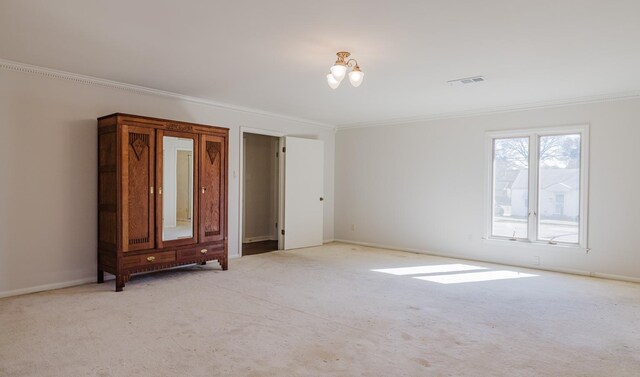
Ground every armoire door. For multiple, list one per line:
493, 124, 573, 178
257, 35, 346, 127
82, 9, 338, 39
199, 134, 226, 243
122, 124, 155, 252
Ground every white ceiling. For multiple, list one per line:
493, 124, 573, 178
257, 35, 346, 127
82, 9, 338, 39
2, 0, 640, 127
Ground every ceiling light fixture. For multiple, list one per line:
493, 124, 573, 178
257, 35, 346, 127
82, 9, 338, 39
327, 51, 364, 89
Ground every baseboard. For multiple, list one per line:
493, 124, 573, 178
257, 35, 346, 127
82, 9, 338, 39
1, 256, 245, 299
242, 235, 276, 243
4, 240, 635, 299
323, 238, 335, 244
0, 277, 96, 299
333, 238, 640, 284
592, 272, 640, 283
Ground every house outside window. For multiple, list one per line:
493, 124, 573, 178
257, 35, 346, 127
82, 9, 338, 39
554, 193, 565, 216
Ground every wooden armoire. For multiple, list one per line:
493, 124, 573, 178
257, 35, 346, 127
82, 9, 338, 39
97, 113, 228, 291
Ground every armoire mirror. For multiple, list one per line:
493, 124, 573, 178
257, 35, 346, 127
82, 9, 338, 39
162, 136, 194, 241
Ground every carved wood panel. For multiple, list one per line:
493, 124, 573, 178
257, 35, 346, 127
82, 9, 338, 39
199, 135, 226, 242
123, 125, 155, 251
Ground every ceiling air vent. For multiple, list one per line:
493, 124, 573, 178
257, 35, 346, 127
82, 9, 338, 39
447, 76, 486, 86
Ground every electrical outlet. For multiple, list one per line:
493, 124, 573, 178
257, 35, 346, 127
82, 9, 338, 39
533, 256, 540, 266
350, 224, 355, 231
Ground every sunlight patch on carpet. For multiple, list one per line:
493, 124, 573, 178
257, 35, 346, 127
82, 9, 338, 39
372, 264, 486, 276
413, 270, 538, 284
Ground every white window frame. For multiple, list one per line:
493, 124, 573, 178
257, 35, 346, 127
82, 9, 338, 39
484, 124, 589, 249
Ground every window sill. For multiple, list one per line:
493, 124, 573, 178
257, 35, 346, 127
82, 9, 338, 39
482, 237, 589, 253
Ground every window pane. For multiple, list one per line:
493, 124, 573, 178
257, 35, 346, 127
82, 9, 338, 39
537, 134, 581, 243
492, 137, 529, 238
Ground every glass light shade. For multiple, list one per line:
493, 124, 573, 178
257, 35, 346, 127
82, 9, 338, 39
330, 64, 347, 82
349, 69, 364, 87
326, 73, 340, 89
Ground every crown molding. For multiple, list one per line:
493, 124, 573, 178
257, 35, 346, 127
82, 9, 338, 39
5, 57, 639, 131
336, 90, 640, 130
0, 58, 336, 129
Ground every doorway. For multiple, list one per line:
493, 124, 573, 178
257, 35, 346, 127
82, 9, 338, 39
242, 132, 281, 256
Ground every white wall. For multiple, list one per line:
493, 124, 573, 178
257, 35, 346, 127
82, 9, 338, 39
0, 67, 335, 297
335, 98, 640, 281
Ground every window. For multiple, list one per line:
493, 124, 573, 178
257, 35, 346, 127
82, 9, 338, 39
486, 126, 588, 247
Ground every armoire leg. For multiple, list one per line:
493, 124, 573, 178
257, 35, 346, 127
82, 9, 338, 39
220, 256, 228, 271
115, 274, 125, 292
200, 261, 207, 265
97, 267, 104, 284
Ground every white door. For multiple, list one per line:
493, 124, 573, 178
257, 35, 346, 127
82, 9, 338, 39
283, 136, 324, 250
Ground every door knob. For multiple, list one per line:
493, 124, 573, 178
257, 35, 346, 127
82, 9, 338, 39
201, 186, 207, 194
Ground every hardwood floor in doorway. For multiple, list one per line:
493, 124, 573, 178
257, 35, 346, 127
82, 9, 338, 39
242, 240, 278, 256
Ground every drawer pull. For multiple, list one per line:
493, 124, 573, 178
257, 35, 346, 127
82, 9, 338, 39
146, 256, 156, 262
200, 249, 208, 254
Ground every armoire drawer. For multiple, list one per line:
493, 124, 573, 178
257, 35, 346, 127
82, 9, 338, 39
177, 245, 223, 260
123, 250, 176, 268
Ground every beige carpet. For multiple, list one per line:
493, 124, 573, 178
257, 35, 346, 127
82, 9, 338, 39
1, 243, 639, 376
